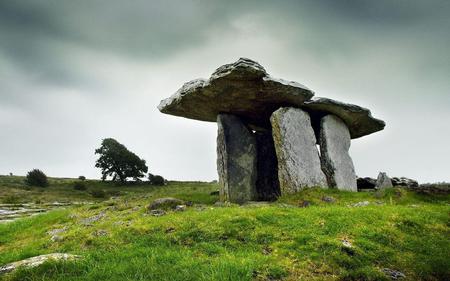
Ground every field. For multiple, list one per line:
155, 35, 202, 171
0, 175, 449, 281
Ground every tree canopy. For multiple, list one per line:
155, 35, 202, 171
95, 138, 148, 183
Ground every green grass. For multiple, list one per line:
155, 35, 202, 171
0, 176, 449, 281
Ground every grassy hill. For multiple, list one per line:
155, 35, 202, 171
0, 176, 449, 281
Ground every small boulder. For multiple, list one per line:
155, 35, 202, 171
391, 177, 419, 188
150, 209, 166, 217
147, 198, 184, 211
322, 196, 336, 203
357, 177, 377, 189
376, 172, 393, 189
350, 201, 370, 207
381, 268, 406, 280
0, 253, 80, 275
174, 205, 186, 212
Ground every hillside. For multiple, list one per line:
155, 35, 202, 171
0, 176, 449, 281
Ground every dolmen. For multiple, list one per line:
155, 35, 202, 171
159, 58, 385, 203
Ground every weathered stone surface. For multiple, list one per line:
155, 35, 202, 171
271, 107, 328, 193
303, 97, 386, 139
217, 114, 257, 203
255, 131, 280, 201
0, 253, 80, 275
147, 197, 184, 210
376, 172, 393, 189
391, 177, 419, 188
158, 58, 314, 130
320, 114, 357, 191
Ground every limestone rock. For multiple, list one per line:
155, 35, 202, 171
147, 197, 184, 210
0, 253, 80, 275
271, 107, 327, 193
357, 177, 377, 189
158, 58, 314, 130
391, 177, 419, 188
376, 172, 393, 189
320, 114, 357, 191
303, 97, 385, 139
217, 114, 257, 203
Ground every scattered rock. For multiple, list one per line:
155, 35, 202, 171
93, 229, 108, 237
0, 253, 80, 275
376, 172, 393, 189
147, 198, 184, 211
150, 209, 166, 217
320, 114, 357, 191
174, 205, 186, 212
391, 177, 419, 188
357, 177, 377, 189
47, 227, 68, 236
80, 212, 106, 226
271, 107, 328, 192
262, 246, 272, 255
381, 268, 406, 280
350, 201, 370, 207
165, 227, 176, 233
322, 196, 336, 203
299, 200, 311, 208
217, 114, 258, 203
50, 235, 63, 242
341, 239, 352, 248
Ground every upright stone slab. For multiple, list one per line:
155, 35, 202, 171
217, 114, 257, 203
320, 114, 357, 191
271, 107, 328, 193
376, 172, 393, 189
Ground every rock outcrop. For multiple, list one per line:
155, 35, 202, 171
271, 107, 328, 193
320, 115, 357, 191
217, 114, 258, 203
376, 172, 393, 189
0, 253, 80, 275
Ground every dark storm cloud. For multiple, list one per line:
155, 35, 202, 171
0, 0, 449, 182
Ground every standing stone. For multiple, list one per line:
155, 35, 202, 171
320, 114, 357, 191
271, 107, 327, 193
217, 114, 257, 203
255, 131, 280, 201
376, 172, 393, 189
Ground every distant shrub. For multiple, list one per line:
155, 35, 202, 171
2, 195, 21, 204
73, 181, 87, 191
91, 189, 108, 198
148, 173, 165, 186
78, 176, 86, 181
25, 169, 49, 187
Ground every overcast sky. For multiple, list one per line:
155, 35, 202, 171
1, 0, 449, 183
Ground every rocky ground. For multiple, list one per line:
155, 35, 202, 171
0, 176, 449, 281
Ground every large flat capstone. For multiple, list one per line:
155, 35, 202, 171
271, 107, 328, 193
217, 114, 257, 203
158, 58, 314, 130
304, 97, 385, 139
320, 114, 357, 191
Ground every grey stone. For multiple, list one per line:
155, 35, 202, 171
158, 58, 314, 130
381, 268, 406, 280
0, 253, 80, 275
217, 114, 258, 203
357, 177, 377, 189
174, 205, 186, 212
303, 97, 385, 139
148, 197, 184, 210
350, 201, 370, 207
150, 209, 166, 217
322, 196, 336, 203
271, 107, 328, 193
320, 114, 357, 191
376, 172, 393, 189
391, 177, 419, 188
80, 212, 106, 226
255, 131, 280, 201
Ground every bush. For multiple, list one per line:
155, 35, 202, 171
25, 169, 49, 187
78, 176, 86, 181
148, 173, 165, 186
73, 181, 87, 191
91, 189, 108, 198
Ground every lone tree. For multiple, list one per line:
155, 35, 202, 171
25, 169, 49, 187
95, 138, 148, 183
